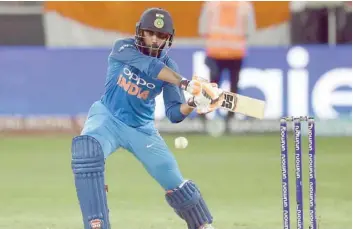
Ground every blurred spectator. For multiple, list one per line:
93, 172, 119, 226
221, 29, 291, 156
0, 1, 44, 46
336, 1, 352, 44
198, 1, 256, 128
290, 1, 352, 44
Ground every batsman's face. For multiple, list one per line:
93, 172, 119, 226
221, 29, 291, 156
142, 30, 170, 56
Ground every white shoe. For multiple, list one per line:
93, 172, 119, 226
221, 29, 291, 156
200, 224, 215, 229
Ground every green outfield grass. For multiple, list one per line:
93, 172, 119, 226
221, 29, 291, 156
0, 134, 351, 229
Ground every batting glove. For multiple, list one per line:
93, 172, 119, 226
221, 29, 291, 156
184, 77, 224, 114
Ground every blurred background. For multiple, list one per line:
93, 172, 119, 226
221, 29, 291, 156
0, 1, 351, 135
0, 1, 351, 229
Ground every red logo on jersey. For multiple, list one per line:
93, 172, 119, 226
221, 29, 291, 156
117, 67, 156, 100
117, 75, 150, 100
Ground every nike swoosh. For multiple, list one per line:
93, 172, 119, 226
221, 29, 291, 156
146, 144, 154, 148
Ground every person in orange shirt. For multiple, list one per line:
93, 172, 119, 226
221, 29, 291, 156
198, 1, 256, 130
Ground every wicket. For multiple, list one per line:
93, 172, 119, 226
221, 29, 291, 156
280, 116, 317, 229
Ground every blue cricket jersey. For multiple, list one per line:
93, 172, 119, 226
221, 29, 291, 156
100, 38, 187, 129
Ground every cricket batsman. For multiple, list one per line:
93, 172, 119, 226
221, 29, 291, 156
71, 7, 223, 229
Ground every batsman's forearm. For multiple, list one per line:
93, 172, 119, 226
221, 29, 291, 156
180, 103, 195, 116
166, 103, 193, 123
157, 67, 184, 86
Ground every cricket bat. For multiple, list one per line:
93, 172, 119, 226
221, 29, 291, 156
220, 91, 266, 119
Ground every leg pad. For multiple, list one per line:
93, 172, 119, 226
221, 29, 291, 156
165, 180, 213, 229
72, 135, 110, 229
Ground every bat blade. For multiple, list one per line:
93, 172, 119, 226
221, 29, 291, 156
220, 91, 266, 119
